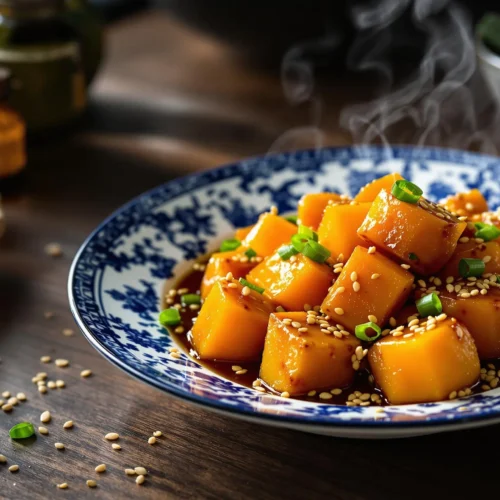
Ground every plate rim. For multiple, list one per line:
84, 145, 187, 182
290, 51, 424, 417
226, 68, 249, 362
68, 144, 500, 432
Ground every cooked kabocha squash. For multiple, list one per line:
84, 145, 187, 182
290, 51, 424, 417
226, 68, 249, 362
260, 312, 360, 395
442, 189, 488, 217
368, 317, 480, 404
354, 172, 403, 203
235, 224, 255, 241
297, 192, 345, 230
358, 188, 466, 276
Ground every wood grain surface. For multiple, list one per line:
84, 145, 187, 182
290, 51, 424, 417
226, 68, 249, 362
1, 9, 499, 499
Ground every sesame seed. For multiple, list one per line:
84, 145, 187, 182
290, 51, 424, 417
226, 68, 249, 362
352, 281, 361, 292
1, 403, 12, 412
281, 391, 290, 398
334, 308, 344, 315
0, 454, 5, 463
352, 360, 360, 370
254, 386, 266, 393
39, 426, 49, 435
136, 475, 145, 485
9, 465, 19, 472
153, 431, 162, 437
227, 283, 238, 289
241, 286, 251, 296
483, 255, 492, 263
55, 443, 65, 450
40, 411, 51, 423
331, 388, 342, 395
56, 380, 65, 388
319, 392, 332, 400
112, 444, 121, 450
95, 464, 106, 473
45, 242, 63, 257
291, 321, 302, 329
62, 328, 74, 337
7, 397, 18, 406
104, 432, 119, 441
235, 369, 248, 375
47, 381, 56, 389
408, 318, 419, 327
134, 467, 147, 476
55, 359, 69, 368
16, 392, 26, 401
449, 391, 457, 400
80, 369, 92, 378
307, 390, 316, 397
170, 352, 181, 359
401, 264, 411, 269
44, 311, 55, 319
40, 356, 51, 363
125, 469, 136, 475
367, 314, 377, 323
2, 391, 10, 398
298, 327, 308, 333
389, 317, 396, 327
392, 331, 403, 337
350, 272, 358, 282
368, 246, 376, 254
231, 365, 242, 372
282, 318, 292, 325
482, 384, 491, 391
86, 480, 97, 488
303, 303, 311, 311
148, 437, 156, 445
63, 421, 73, 429
403, 333, 414, 338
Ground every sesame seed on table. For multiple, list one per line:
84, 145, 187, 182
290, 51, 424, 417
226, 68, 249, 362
1, 7, 500, 500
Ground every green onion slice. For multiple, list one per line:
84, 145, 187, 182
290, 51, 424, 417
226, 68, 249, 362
291, 233, 310, 253
416, 292, 443, 317
298, 224, 318, 242
244, 248, 257, 259
408, 252, 419, 261
238, 278, 265, 294
285, 215, 298, 225
475, 224, 500, 242
9, 422, 35, 440
278, 244, 299, 260
391, 180, 423, 204
159, 308, 181, 326
302, 240, 331, 263
459, 258, 485, 278
355, 322, 382, 342
220, 238, 241, 252
180, 294, 201, 306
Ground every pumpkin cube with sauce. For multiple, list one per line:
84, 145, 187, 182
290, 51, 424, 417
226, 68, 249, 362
241, 213, 297, 257
191, 279, 275, 362
354, 172, 403, 203
317, 202, 371, 262
235, 224, 255, 241
368, 317, 480, 405
321, 246, 414, 332
260, 312, 360, 395
439, 241, 500, 279
246, 252, 334, 311
200, 250, 260, 299
297, 192, 345, 230
440, 288, 500, 359
358, 189, 467, 276
441, 189, 489, 217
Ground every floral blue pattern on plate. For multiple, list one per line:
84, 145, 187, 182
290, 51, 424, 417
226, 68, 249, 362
68, 146, 500, 438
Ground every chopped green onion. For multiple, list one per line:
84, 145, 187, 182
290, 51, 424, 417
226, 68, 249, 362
238, 278, 264, 294
9, 422, 35, 440
285, 215, 298, 225
474, 222, 487, 230
159, 308, 181, 326
475, 224, 500, 242
416, 292, 442, 317
496, 275, 500, 283
302, 240, 331, 263
220, 238, 241, 252
298, 225, 318, 242
244, 248, 257, 259
278, 244, 299, 260
355, 322, 381, 342
408, 252, 419, 261
459, 258, 485, 278
181, 294, 201, 306
291, 233, 310, 253
391, 180, 423, 204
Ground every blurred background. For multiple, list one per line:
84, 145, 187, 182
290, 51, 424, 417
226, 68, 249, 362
1, 0, 500, 198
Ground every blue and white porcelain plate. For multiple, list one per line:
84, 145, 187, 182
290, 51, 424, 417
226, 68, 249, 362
69, 146, 500, 439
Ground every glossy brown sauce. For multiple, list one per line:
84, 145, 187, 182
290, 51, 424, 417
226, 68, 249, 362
164, 262, 491, 406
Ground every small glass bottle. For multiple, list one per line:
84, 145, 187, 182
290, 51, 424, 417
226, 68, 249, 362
0, 0, 86, 133
0, 67, 26, 184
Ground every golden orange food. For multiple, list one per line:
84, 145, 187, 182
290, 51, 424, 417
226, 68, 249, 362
354, 172, 403, 203
368, 318, 480, 404
442, 189, 488, 217
358, 189, 466, 276
297, 192, 344, 230
260, 312, 360, 395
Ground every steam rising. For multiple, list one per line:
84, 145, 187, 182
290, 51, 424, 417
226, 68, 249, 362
276, 0, 500, 155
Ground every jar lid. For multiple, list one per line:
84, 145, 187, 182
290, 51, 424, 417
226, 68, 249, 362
0, 67, 11, 101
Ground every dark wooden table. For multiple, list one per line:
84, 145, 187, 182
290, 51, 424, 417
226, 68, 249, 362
1, 9, 499, 499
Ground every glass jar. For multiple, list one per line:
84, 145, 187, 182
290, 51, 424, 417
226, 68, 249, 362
0, 67, 26, 181
0, 0, 86, 133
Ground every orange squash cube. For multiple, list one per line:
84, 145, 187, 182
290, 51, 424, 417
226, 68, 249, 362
440, 289, 500, 359
442, 189, 488, 217
242, 213, 297, 257
191, 280, 274, 362
358, 189, 466, 276
260, 312, 360, 395
321, 246, 413, 332
368, 318, 480, 404
246, 253, 334, 311
318, 202, 371, 262
297, 192, 344, 230
200, 250, 260, 299
439, 241, 500, 279
235, 224, 254, 241
354, 172, 403, 203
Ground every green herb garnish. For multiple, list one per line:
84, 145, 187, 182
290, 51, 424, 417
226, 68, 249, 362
238, 278, 265, 294
244, 248, 257, 259
159, 308, 181, 326
220, 238, 241, 252
180, 294, 201, 306
391, 180, 423, 204
416, 292, 443, 317
355, 322, 382, 342
459, 258, 485, 278
9, 422, 35, 440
